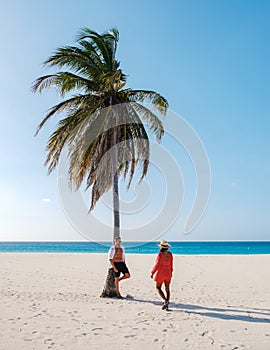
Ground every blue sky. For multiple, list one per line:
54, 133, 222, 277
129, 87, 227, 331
0, 0, 269, 241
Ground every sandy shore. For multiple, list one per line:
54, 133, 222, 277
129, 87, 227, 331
0, 253, 269, 350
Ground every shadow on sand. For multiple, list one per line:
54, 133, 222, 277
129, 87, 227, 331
127, 298, 270, 324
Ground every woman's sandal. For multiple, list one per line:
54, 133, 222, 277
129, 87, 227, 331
162, 300, 169, 310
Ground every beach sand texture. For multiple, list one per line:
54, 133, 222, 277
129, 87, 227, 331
0, 253, 269, 350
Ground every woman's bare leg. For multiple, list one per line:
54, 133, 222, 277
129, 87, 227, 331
156, 283, 166, 301
164, 282, 170, 303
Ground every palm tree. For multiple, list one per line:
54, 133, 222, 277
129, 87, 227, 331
32, 27, 168, 297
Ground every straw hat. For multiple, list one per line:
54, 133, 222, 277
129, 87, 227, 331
158, 240, 171, 248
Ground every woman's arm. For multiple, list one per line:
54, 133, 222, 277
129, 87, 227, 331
151, 253, 161, 275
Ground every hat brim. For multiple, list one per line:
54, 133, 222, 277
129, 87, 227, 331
158, 243, 171, 248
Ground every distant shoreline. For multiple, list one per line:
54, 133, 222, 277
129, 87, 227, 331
1, 241, 270, 254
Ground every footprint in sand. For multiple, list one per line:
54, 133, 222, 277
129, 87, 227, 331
44, 338, 52, 344
124, 334, 136, 338
92, 328, 102, 335
92, 327, 103, 332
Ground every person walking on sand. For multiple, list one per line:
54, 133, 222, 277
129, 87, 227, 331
108, 237, 130, 299
151, 240, 173, 310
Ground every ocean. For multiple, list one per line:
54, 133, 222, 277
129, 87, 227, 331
0, 241, 270, 254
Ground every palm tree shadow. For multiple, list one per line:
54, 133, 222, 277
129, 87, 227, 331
128, 298, 270, 324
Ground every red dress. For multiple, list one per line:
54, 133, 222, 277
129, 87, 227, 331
151, 251, 173, 284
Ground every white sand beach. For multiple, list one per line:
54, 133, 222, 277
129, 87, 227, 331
0, 253, 270, 350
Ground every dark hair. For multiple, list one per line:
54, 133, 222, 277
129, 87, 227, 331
160, 248, 168, 252
114, 237, 121, 241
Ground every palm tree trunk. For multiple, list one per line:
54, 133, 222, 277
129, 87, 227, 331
100, 264, 117, 298
100, 125, 119, 298
113, 151, 120, 239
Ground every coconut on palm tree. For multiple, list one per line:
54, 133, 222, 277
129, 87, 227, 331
32, 27, 168, 297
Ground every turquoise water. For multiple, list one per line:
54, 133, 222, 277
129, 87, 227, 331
0, 241, 270, 254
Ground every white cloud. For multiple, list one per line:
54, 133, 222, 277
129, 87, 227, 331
41, 198, 51, 202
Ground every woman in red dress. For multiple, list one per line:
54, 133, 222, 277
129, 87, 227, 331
151, 240, 173, 310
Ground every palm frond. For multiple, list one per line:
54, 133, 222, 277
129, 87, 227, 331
45, 116, 77, 173
44, 45, 102, 76
131, 102, 164, 142
120, 89, 168, 115
34, 94, 89, 135
77, 28, 118, 70
32, 72, 92, 95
